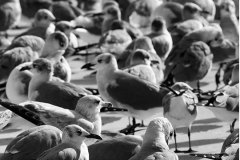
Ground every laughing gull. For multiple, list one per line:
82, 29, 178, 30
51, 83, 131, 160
20, 58, 92, 110
0, 0, 21, 37
6, 32, 71, 103
170, 19, 204, 45
55, 21, 79, 57
82, 53, 169, 129
0, 47, 39, 84
151, 2, 183, 29
220, 0, 239, 57
129, 117, 178, 160
128, 0, 162, 30
5, 35, 45, 56
89, 134, 142, 160
1, 125, 62, 160
124, 49, 157, 84
50, 1, 82, 21
190, 129, 239, 160
162, 82, 198, 153
37, 124, 102, 160
16, 9, 56, 40
18, 95, 119, 145
172, 0, 216, 21
146, 16, 173, 61
164, 41, 213, 90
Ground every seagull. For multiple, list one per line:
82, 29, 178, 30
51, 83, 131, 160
172, 0, 216, 21
0, 0, 22, 37
18, 95, 122, 145
123, 49, 157, 84
77, 0, 102, 13
50, 1, 83, 21
182, 2, 209, 26
146, 16, 173, 61
16, 9, 56, 40
19, 58, 92, 110
162, 82, 198, 153
164, 41, 213, 90
219, 0, 239, 57
170, 19, 204, 45
190, 128, 239, 160
6, 32, 72, 103
0, 47, 39, 84
1, 125, 62, 160
223, 59, 239, 85
129, 117, 178, 160
122, 36, 164, 84
4, 35, 45, 56
151, 2, 183, 29
89, 135, 142, 160
128, 0, 162, 30
81, 53, 169, 130
37, 124, 102, 160
55, 21, 79, 57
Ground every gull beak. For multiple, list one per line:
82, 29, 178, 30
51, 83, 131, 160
19, 65, 32, 71
85, 133, 102, 140
81, 63, 96, 70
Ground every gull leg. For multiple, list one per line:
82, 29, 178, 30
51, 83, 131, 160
174, 129, 181, 153
119, 117, 140, 135
230, 118, 237, 133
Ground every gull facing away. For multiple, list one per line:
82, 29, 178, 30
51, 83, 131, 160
82, 53, 169, 129
1, 125, 62, 160
123, 49, 157, 84
129, 117, 178, 160
37, 124, 102, 160
89, 135, 142, 160
162, 82, 198, 153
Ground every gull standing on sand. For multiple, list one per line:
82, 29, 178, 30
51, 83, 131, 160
37, 124, 102, 160
162, 82, 198, 153
129, 117, 178, 160
1, 125, 62, 160
82, 53, 168, 129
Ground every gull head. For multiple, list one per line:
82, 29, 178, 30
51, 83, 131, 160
76, 95, 112, 118
32, 9, 56, 28
130, 49, 151, 66
144, 117, 174, 145
62, 124, 102, 143
81, 53, 118, 72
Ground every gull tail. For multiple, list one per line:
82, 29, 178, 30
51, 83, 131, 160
0, 99, 45, 126
189, 153, 223, 160
100, 107, 128, 113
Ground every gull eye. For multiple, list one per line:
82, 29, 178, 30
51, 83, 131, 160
76, 130, 82, 135
95, 100, 100, 104
98, 59, 103, 63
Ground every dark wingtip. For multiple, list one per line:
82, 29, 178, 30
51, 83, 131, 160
19, 65, 32, 71
100, 107, 128, 112
85, 88, 99, 95
81, 63, 95, 70
0, 100, 45, 126
85, 133, 102, 140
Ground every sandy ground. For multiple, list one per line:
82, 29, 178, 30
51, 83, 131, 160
0, 16, 239, 160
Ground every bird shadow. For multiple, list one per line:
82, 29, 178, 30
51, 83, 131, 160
178, 154, 203, 160
169, 138, 225, 149
175, 124, 222, 133
0, 137, 13, 146
102, 116, 122, 125
193, 118, 221, 124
